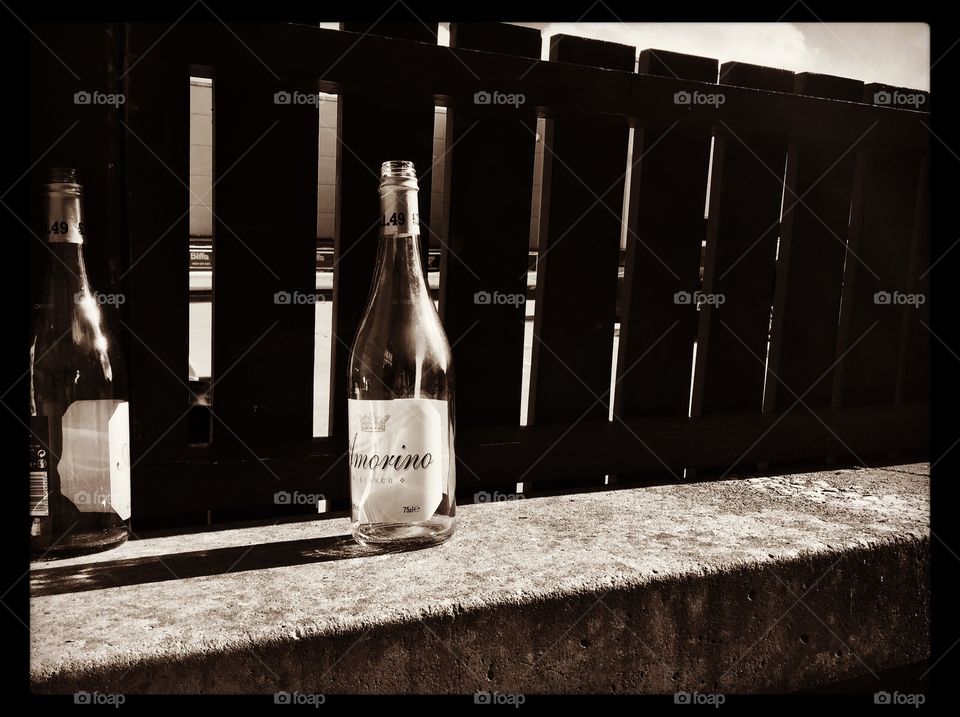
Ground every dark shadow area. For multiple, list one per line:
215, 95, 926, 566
799, 659, 929, 695
131, 509, 347, 537
30, 533, 427, 597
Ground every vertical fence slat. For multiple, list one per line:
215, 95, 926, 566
764, 73, 864, 415
212, 68, 318, 445
330, 23, 438, 448
614, 49, 717, 424
832, 83, 928, 410
124, 25, 191, 472
692, 62, 794, 425
528, 35, 634, 430
441, 22, 541, 434
896, 155, 929, 405
443, 23, 541, 502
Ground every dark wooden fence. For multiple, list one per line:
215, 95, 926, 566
29, 22, 929, 524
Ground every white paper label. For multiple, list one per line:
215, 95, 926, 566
59, 399, 132, 520
348, 398, 447, 524
380, 188, 420, 238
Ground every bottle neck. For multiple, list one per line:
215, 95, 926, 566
41, 191, 94, 304
44, 184, 86, 245
34, 192, 121, 392
372, 185, 429, 304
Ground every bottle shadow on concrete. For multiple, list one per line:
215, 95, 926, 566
30, 533, 428, 597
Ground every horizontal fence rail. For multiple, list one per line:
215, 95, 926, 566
29, 22, 929, 523
178, 24, 929, 148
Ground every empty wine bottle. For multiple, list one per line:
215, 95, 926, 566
30, 167, 130, 558
347, 160, 456, 547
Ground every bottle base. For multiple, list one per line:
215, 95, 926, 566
31, 525, 128, 561
351, 518, 455, 549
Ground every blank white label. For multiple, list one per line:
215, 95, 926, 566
59, 399, 132, 520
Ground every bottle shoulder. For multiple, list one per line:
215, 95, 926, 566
32, 312, 128, 396
351, 297, 452, 366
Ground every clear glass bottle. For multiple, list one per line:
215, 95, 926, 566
348, 160, 456, 547
30, 167, 130, 559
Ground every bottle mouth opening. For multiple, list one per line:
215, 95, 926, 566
380, 160, 417, 180
46, 167, 79, 184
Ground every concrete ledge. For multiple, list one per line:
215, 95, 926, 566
30, 463, 929, 694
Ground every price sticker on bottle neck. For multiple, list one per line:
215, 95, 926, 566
379, 188, 420, 238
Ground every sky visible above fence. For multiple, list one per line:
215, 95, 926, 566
512, 23, 929, 91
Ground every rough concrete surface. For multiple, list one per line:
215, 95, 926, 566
30, 463, 929, 694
